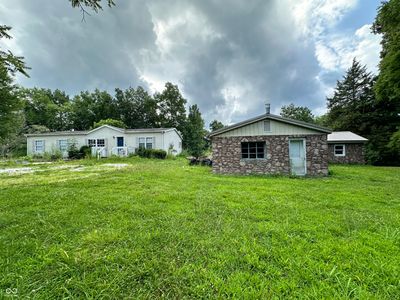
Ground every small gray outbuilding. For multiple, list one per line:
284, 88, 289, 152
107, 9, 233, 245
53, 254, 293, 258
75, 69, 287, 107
327, 131, 368, 164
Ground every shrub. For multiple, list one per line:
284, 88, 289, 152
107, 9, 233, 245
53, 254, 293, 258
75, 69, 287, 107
80, 145, 92, 158
68, 144, 83, 159
135, 148, 167, 159
177, 149, 190, 158
152, 149, 167, 159
50, 150, 63, 161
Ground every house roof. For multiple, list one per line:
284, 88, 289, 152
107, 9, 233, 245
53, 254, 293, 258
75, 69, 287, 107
327, 131, 368, 143
208, 113, 332, 137
25, 125, 181, 138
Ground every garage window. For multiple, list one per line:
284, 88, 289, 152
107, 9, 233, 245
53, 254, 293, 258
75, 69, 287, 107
241, 142, 265, 159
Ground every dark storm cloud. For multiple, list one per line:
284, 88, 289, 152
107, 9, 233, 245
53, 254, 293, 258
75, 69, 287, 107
1, 0, 157, 94
1, 0, 372, 124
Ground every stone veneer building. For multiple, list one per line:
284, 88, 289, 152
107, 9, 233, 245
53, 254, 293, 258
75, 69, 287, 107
209, 112, 332, 176
327, 131, 368, 164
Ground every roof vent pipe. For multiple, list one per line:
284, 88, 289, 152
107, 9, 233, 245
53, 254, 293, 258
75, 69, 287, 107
265, 103, 271, 114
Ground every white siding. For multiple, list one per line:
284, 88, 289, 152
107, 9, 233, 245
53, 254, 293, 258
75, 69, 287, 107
218, 119, 320, 137
27, 135, 86, 157
124, 132, 164, 150
163, 130, 182, 155
26, 126, 183, 157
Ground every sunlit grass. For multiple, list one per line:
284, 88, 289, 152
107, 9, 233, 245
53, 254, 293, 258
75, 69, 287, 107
0, 158, 399, 298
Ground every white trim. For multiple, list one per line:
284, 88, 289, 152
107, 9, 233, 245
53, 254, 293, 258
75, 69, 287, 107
87, 125, 125, 135
334, 144, 346, 157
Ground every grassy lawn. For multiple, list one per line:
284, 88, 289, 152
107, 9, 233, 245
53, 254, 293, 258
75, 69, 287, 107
0, 158, 399, 299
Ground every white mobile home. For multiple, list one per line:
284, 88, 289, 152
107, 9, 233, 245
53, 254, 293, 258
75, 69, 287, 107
26, 125, 182, 158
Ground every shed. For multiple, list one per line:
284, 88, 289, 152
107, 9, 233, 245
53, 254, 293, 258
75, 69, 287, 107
327, 131, 368, 164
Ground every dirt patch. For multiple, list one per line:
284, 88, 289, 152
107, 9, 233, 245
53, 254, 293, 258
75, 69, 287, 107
102, 163, 129, 168
0, 167, 34, 175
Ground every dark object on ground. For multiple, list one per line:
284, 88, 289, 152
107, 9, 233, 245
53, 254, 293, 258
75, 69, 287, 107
188, 157, 212, 166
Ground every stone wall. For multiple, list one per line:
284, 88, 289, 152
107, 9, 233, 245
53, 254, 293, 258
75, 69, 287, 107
328, 143, 366, 164
211, 134, 328, 176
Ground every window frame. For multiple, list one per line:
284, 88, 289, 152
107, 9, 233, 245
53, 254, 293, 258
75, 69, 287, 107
146, 137, 153, 149
34, 140, 44, 153
58, 139, 69, 152
138, 137, 146, 149
96, 139, 105, 148
334, 144, 346, 157
88, 139, 105, 148
241, 141, 266, 159
138, 136, 154, 149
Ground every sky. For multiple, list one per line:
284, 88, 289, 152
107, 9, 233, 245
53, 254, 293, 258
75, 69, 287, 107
0, 0, 382, 126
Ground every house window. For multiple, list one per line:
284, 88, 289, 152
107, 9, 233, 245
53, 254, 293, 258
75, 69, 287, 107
264, 120, 271, 132
138, 137, 153, 149
88, 139, 96, 147
139, 137, 146, 149
96, 139, 105, 147
34, 140, 44, 153
334, 144, 345, 157
241, 142, 266, 159
146, 137, 153, 149
58, 140, 68, 152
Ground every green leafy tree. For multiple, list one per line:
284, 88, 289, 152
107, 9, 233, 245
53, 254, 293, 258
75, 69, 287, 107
373, 0, 400, 103
314, 114, 329, 127
23, 88, 72, 131
70, 89, 117, 130
0, 26, 29, 76
0, 26, 28, 156
0, 62, 23, 141
209, 120, 224, 132
155, 83, 187, 133
93, 118, 126, 129
372, 0, 400, 164
184, 105, 205, 157
388, 128, 400, 157
115, 86, 158, 128
280, 103, 315, 123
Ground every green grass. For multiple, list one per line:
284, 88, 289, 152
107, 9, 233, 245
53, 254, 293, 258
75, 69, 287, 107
0, 158, 399, 299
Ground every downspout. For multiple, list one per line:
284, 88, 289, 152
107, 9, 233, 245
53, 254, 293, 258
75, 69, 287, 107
162, 131, 165, 151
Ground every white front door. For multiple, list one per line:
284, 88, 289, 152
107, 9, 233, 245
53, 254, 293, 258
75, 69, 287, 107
289, 139, 306, 175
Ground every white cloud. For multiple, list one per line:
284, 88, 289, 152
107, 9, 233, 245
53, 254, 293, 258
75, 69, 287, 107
315, 24, 381, 73
291, 0, 358, 37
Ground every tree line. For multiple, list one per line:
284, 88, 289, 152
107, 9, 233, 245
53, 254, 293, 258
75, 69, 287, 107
0, 81, 208, 157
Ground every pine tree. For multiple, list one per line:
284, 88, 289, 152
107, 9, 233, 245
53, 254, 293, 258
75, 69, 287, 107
183, 105, 205, 158
326, 59, 376, 135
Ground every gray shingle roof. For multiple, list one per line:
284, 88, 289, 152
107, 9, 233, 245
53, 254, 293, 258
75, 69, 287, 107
25, 125, 178, 137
